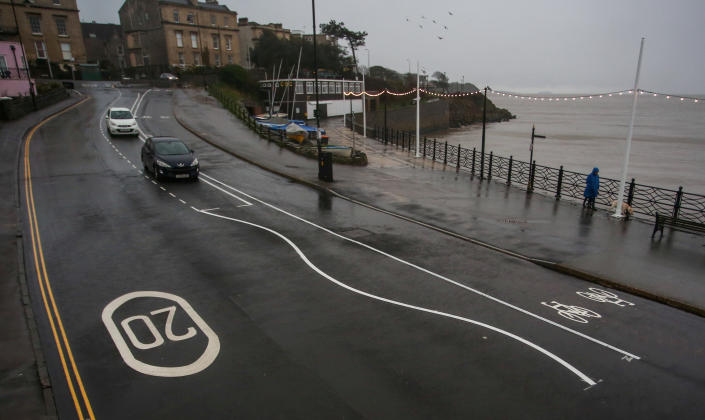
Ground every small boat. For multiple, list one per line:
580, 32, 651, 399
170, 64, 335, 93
320, 145, 352, 157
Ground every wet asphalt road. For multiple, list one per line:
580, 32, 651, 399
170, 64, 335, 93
20, 87, 705, 419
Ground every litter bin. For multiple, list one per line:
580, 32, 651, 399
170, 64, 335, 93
318, 152, 333, 182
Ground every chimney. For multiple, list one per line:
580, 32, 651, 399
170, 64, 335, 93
238, 17, 248, 25
205, 0, 218, 4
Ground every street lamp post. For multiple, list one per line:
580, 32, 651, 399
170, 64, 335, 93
480, 86, 488, 180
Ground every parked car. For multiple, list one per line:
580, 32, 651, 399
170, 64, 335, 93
105, 107, 139, 136
141, 136, 199, 181
159, 73, 179, 80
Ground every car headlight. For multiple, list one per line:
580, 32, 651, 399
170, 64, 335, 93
109, 121, 117, 126
156, 159, 171, 168
191, 157, 199, 166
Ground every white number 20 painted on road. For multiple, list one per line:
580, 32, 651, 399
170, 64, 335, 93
103, 291, 220, 377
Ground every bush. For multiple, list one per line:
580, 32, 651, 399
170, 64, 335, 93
219, 65, 258, 95
36, 82, 62, 95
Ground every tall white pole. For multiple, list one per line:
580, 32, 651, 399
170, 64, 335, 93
362, 71, 367, 146
415, 60, 420, 157
613, 37, 645, 218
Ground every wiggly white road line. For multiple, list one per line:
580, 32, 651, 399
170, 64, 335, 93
194, 207, 597, 386
199, 173, 641, 362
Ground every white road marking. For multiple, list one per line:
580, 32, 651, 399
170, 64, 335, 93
151, 180, 158, 185
169, 193, 176, 198
201, 207, 220, 212
198, 172, 640, 361
102, 291, 220, 377
195, 207, 597, 386
160, 116, 170, 119
179, 199, 187, 204
160, 186, 166, 191
198, 177, 252, 207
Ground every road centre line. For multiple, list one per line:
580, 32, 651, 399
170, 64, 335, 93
198, 172, 641, 361
195, 207, 597, 386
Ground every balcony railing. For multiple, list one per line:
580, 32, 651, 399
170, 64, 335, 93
0, 67, 30, 81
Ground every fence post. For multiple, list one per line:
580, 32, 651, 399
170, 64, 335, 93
488, 152, 493, 181
423, 137, 427, 157
507, 156, 513, 185
267, 127, 271, 141
432, 139, 436, 161
555, 165, 564, 200
627, 178, 636, 206
456, 144, 461, 171
444, 141, 448, 165
673, 186, 683, 219
528, 160, 536, 192
471, 147, 476, 175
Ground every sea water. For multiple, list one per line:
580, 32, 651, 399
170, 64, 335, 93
438, 93, 705, 195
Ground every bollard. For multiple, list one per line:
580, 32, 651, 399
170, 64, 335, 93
488, 152, 493, 181
556, 165, 564, 200
444, 141, 448, 165
432, 139, 436, 161
423, 137, 427, 157
673, 186, 683, 219
507, 156, 513, 185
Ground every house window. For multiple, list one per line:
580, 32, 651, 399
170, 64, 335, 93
306, 81, 313, 93
211, 34, 219, 49
227, 54, 233, 64
210, 15, 216, 25
193, 52, 201, 65
190, 32, 198, 48
336, 83, 341, 94
60, 42, 72, 60
225, 35, 232, 50
34, 41, 47, 59
223, 17, 229, 27
173, 10, 179, 23
295, 82, 303, 94
187, 14, 194, 24
55, 17, 67, 36
214, 53, 221, 66
117, 45, 123, 55
53, 0, 61, 4
28, 15, 41, 34
175, 31, 183, 47
178, 52, 185, 65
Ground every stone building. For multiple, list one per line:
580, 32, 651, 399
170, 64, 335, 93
0, 0, 87, 66
237, 17, 290, 69
118, 0, 240, 70
81, 22, 125, 71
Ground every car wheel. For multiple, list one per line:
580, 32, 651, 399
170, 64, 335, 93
192, 174, 199, 182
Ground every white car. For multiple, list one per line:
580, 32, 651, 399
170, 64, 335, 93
105, 107, 139, 136
159, 73, 179, 80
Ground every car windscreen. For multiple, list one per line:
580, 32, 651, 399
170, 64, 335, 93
110, 110, 133, 119
154, 141, 190, 155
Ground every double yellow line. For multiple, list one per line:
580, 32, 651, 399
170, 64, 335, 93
23, 97, 96, 420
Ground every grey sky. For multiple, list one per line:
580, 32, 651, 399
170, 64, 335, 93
77, 0, 705, 94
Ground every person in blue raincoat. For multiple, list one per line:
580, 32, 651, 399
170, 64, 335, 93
583, 167, 599, 209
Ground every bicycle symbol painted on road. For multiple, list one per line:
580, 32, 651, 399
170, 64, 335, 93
576, 288, 635, 307
541, 301, 602, 324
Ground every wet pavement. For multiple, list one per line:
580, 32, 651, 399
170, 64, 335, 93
173, 89, 705, 315
4, 86, 705, 419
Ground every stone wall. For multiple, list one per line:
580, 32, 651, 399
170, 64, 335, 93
0, 88, 69, 120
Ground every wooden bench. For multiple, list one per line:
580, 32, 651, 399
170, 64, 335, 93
652, 213, 705, 239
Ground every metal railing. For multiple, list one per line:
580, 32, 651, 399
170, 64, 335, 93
347, 121, 705, 225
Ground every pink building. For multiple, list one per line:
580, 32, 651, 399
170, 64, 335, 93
0, 41, 36, 97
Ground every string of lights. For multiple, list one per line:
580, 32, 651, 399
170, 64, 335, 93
491, 89, 702, 103
343, 87, 703, 103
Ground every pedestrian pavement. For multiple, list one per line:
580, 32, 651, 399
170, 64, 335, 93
173, 89, 705, 316
1, 93, 84, 419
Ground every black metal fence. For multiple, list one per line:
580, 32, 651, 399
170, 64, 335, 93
0, 66, 30, 81
347, 121, 705, 225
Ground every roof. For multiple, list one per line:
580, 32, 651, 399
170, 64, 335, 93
159, 0, 232, 12
109, 107, 132, 112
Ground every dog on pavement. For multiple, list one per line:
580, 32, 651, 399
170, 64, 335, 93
610, 200, 634, 216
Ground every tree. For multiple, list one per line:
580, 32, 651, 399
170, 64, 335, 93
432, 71, 449, 92
319, 20, 367, 77
250, 30, 348, 76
